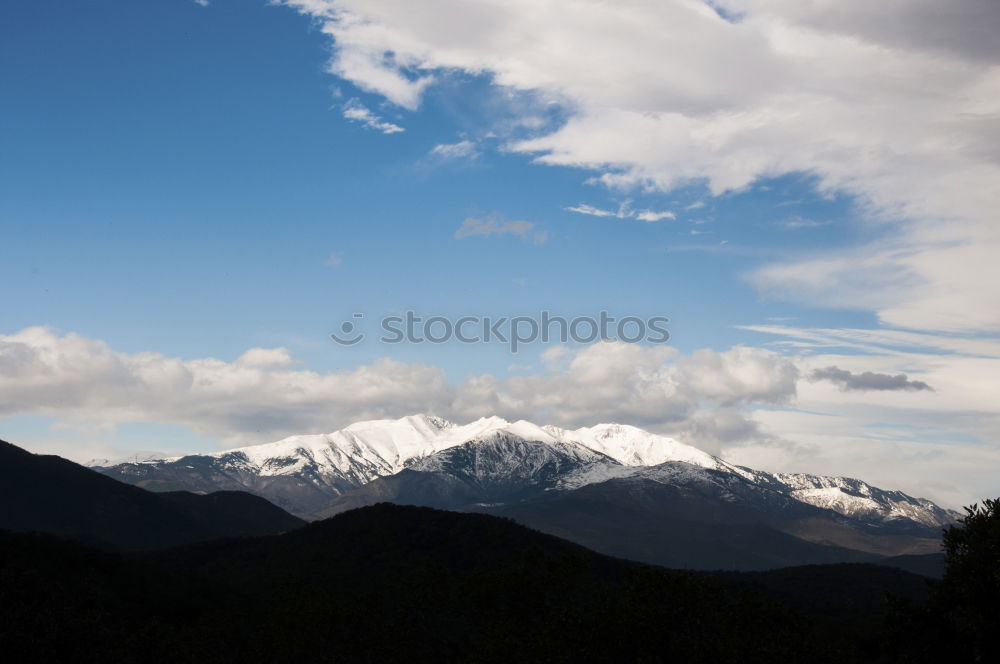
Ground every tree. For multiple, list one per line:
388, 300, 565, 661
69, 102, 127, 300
937, 498, 1000, 662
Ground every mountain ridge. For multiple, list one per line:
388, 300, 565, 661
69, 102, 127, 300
315, 435, 946, 568
0, 439, 305, 551
94, 414, 958, 531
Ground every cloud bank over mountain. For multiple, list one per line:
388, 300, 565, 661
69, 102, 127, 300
0, 327, 793, 446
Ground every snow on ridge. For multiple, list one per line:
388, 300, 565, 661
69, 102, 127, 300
182, 414, 717, 477
773, 474, 957, 527
537, 421, 720, 468
203, 414, 716, 467
97, 413, 954, 527
86, 451, 176, 467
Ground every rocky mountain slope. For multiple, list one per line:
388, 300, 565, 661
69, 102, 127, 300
94, 415, 958, 534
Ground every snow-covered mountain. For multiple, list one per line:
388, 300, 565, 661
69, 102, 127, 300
94, 414, 957, 531
314, 431, 955, 568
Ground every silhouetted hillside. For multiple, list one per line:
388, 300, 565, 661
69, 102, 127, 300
878, 552, 946, 579
1, 503, 932, 663
707, 563, 934, 616
0, 438, 964, 662
158, 490, 305, 538
0, 439, 304, 550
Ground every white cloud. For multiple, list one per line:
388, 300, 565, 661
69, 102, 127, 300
540, 344, 572, 370
341, 98, 404, 133
566, 201, 674, 222
739, 323, 1000, 358
280, 0, 1000, 332
0, 328, 792, 448
0, 327, 451, 446
235, 347, 296, 368
324, 251, 344, 267
193, 0, 209, 6
566, 203, 617, 218
429, 139, 478, 160
635, 210, 676, 222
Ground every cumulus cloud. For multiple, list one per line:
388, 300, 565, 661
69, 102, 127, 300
341, 98, 404, 133
454, 215, 546, 243
0, 328, 797, 449
236, 347, 296, 368
0, 327, 450, 445
279, 0, 1000, 332
677, 346, 800, 404
810, 366, 933, 392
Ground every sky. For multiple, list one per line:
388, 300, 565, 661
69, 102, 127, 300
2, 0, 999, 508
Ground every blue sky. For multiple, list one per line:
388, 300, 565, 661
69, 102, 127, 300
2, 0, 998, 508
2, 0, 869, 367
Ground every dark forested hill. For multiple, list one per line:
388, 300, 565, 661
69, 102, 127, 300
0, 503, 943, 664
0, 439, 304, 550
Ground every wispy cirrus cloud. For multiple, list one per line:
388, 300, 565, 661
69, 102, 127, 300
341, 98, 404, 134
739, 323, 1000, 358
775, 217, 830, 230
565, 203, 617, 218
429, 140, 478, 161
565, 201, 674, 222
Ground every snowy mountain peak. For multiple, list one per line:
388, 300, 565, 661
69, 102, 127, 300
555, 422, 719, 469
94, 413, 957, 528
161, 414, 714, 474
410, 432, 608, 485
341, 413, 453, 438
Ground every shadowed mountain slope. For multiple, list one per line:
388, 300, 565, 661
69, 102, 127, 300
0, 503, 939, 663
0, 439, 304, 551
94, 415, 958, 532
316, 436, 945, 570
